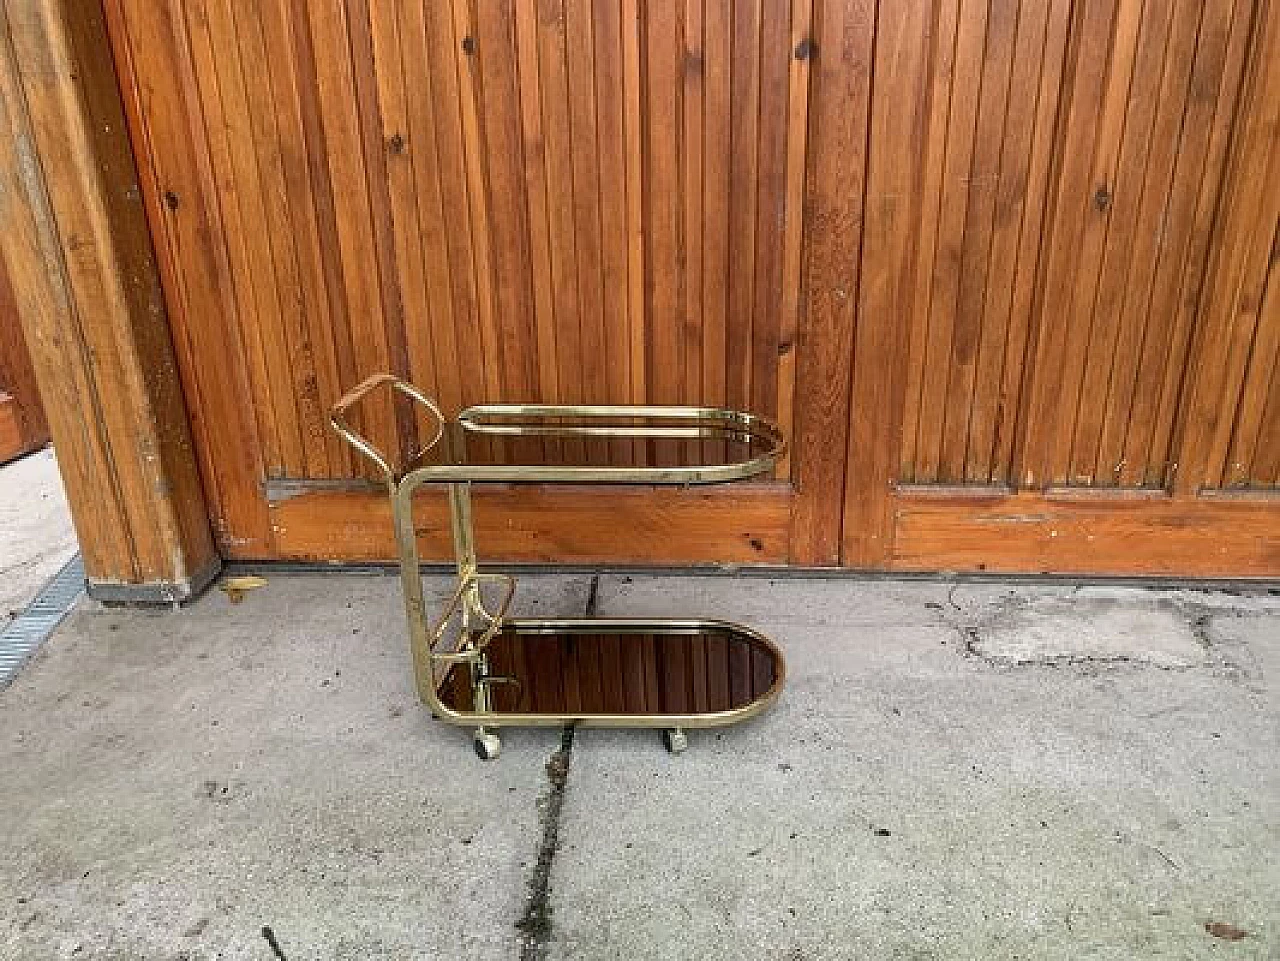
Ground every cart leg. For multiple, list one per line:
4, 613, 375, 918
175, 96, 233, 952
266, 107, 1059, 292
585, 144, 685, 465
474, 727, 502, 760
662, 728, 688, 755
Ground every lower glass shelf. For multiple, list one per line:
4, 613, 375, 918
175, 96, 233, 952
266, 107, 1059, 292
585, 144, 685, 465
436, 618, 784, 728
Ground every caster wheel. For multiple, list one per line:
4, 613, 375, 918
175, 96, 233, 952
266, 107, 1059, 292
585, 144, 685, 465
662, 728, 688, 755
474, 730, 502, 761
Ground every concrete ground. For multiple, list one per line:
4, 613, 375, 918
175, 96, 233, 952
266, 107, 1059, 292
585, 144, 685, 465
0, 565, 1276, 960
0, 447, 77, 631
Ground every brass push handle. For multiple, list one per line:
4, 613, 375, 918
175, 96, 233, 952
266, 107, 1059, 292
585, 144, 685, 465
329, 373, 445, 484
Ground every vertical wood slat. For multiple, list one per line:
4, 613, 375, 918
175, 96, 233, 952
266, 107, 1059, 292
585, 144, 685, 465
414, 1, 477, 419
258, 0, 349, 477
1224, 264, 1280, 488
644, 0, 683, 414
843, 0, 932, 567
450, 0, 500, 407
229, 0, 329, 476
177, 0, 277, 478
701, 0, 730, 420
900, 0, 960, 485
990, 0, 1075, 482
1042, 0, 1143, 486
916, 0, 988, 484
750, 2, 791, 424
348, 0, 417, 463
1247, 275, 1280, 484
0, 0, 217, 592
682, 0, 704, 437
306, 2, 398, 473
940, 0, 1017, 482
513, 1, 557, 411
776, 0, 815, 480
791, 0, 874, 565
726, 0, 760, 414
902, 0, 1075, 487
897, 0, 1265, 495
564, 0, 606, 421
368, 0, 434, 444
594, 2, 631, 418
536, 0, 585, 458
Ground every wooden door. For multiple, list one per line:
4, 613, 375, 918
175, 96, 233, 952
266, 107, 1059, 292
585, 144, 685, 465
101, 0, 1278, 575
0, 257, 49, 463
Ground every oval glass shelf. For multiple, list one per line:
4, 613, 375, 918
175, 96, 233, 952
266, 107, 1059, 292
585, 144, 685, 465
435, 618, 785, 727
404, 403, 785, 486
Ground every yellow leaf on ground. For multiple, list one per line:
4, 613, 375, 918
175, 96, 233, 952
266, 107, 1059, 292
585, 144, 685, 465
219, 575, 267, 604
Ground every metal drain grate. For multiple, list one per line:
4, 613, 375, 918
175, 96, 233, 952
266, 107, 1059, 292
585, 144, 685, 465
0, 554, 85, 689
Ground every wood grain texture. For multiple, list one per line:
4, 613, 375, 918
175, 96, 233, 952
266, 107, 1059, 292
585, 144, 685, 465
893, 489, 1279, 577
103, 0, 813, 564
137, 0, 804, 446
265, 484, 792, 565
1174, 0, 1280, 493
0, 0, 216, 590
0, 256, 49, 461
0, 393, 28, 463
88, 0, 1278, 575
791, 0, 873, 565
843, 0, 931, 567
896, 0, 1266, 495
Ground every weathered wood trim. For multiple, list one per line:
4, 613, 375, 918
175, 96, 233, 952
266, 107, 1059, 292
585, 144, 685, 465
263, 483, 793, 566
892, 489, 1280, 578
0, 0, 218, 599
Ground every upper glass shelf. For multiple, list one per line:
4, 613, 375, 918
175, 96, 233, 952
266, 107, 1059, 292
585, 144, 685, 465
329, 375, 785, 488
406, 404, 785, 486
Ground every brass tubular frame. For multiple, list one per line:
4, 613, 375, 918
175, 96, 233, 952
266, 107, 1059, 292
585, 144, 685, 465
329, 374, 788, 739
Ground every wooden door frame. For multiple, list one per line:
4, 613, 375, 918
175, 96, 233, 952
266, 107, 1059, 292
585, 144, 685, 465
0, 0, 218, 601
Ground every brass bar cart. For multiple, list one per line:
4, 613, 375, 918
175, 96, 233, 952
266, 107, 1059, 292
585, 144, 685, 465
330, 374, 787, 759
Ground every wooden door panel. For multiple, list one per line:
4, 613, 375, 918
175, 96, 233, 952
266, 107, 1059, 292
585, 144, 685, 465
846, 0, 1278, 574
895, 0, 1257, 491
105, 0, 814, 564
0, 256, 49, 463
1019, 0, 1257, 490
1174, 0, 1280, 495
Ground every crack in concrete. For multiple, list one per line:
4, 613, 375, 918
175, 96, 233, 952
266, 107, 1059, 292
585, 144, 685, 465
516, 574, 595, 960
516, 726, 575, 961
260, 925, 288, 960
1188, 611, 1214, 649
